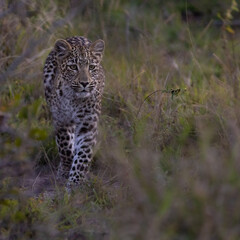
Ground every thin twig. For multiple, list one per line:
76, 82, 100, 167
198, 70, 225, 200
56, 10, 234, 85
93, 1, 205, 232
32, 170, 42, 191
136, 88, 183, 118
40, 143, 57, 187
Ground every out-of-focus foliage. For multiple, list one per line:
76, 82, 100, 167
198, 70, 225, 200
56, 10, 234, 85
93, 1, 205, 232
1, 0, 240, 239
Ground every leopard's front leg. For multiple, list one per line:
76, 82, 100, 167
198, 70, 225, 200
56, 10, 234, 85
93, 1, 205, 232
55, 125, 75, 181
68, 121, 97, 185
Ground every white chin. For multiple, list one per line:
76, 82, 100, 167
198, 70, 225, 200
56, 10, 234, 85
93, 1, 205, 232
75, 92, 91, 98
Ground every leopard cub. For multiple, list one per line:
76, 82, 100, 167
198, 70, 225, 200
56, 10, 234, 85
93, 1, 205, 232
43, 36, 105, 186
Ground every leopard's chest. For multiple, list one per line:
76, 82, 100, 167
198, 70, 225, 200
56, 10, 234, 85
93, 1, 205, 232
50, 90, 99, 126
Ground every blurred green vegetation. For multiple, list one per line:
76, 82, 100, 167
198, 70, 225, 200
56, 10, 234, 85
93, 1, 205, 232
1, 0, 240, 239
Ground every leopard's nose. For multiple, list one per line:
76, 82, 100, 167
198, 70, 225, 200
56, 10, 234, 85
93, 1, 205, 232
80, 82, 89, 88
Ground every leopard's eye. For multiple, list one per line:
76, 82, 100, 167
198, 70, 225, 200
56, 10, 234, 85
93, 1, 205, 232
89, 65, 96, 71
68, 65, 77, 70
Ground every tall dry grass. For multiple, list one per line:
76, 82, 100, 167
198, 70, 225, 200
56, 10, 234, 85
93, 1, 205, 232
1, 0, 240, 239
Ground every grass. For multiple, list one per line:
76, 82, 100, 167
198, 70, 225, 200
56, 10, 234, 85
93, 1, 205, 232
1, 0, 240, 239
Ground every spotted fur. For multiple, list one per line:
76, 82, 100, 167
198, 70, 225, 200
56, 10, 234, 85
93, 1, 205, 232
43, 36, 105, 186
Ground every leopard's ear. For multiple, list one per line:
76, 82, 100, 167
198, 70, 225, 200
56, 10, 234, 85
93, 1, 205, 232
90, 39, 105, 60
54, 39, 71, 58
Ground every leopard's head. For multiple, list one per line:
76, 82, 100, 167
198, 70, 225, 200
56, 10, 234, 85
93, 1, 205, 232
54, 38, 104, 98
